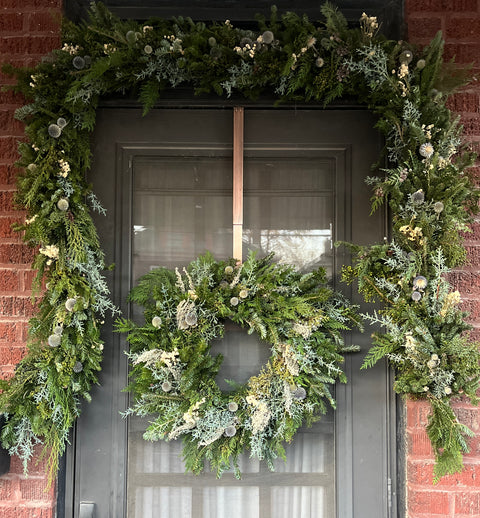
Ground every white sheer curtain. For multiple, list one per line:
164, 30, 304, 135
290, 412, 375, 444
271, 487, 325, 518
202, 488, 260, 517
128, 155, 335, 518
133, 487, 192, 518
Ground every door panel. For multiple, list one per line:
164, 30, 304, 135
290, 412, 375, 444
65, 108, 394, 518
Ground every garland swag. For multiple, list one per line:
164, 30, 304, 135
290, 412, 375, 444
0, 1, 479, 483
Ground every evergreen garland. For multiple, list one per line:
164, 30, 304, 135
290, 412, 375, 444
0, 1, 478, 483
117, 252, 361, 477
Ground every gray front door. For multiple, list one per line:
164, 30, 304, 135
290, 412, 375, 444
63, 107, 396, 518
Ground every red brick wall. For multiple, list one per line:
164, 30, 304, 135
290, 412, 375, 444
0, 1, 61, 516
0, 1, 479, 517
406, 1, 480, 517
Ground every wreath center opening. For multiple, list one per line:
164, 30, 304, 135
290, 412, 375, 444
210, 321, 272, 391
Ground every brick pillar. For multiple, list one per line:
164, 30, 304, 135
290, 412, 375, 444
406, 1, 480, 517
0, 1, 62, 516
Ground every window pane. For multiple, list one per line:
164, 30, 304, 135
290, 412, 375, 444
128, 151, 336, 518
243, 157, 334, 274
271, 487, 327, 518
209, 321, 271, 391
132, 156, 232, 281
132, 487, 192, 518
202, 487, 259, 518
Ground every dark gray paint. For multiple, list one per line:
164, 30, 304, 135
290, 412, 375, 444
62, 107, 397, 518
0, 416, 11, 476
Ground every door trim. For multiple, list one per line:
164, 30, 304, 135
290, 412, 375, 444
59, 105, 399, 518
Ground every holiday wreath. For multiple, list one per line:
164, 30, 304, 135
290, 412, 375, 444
1, 2, 479, 483
116, 252, 360, 477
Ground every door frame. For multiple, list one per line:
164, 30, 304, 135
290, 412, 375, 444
59, 98, 402, 518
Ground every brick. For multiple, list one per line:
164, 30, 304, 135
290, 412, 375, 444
0, 13, 23, 34
451, 465, 480, 488
467, 326, 480, 342
407, 17, 443, 40
0, 298, 14, 317
450, 271, 480, 296
406, 0, 478, 12
455, 492, 480, 514
466, 165, 480, 179
27, 12, 61, 33
21, 269, 39, 291
0, 217, 22, 238
0, 269, 20, 290
408, 460, 435, 485
0, 137, 20, 161
9, 445, 50, 476
408, 429, 434, 456
0, 346, 27, 365
452, 406, 480, 432
461, 298, 480, 322
410, 461, 480, 488
0, 507, 54, 518
444, 43, 480, 64
0, 322, 19, 341
462, 222, 480, 242
0, 366, 15, 380
0, 109, 25, 136
0, 165, 21, 185
0, 244, 36, 264
0, 58, 35, 84
460, 114, 480, 136
20, 478, 54, 501
440, 465, 480, 488
465, 245, 480, 267
17, 297, 37, 317
19, 321, 29, 342
448, 92, 480, 113
0, 36, 61, 57
407, 399, 433, 428
0, 297, 36, 317
447, 18, 480, 40
0, 191, 16, 212
0, 478, 15, 501
0, 90, 24, 106
408, 489, 452, 514
464, 434, 480, 457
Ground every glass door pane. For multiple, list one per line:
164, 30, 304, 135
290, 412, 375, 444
243, 156, 334, 274
132, 155, 233, 280
127, 147, 335, 518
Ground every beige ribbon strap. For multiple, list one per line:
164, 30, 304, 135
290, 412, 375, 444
233, 107, 244, 262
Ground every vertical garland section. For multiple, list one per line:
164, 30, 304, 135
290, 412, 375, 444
0, 102, 116, 480
341, 32, 480, 481
0, 2, 478, 482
